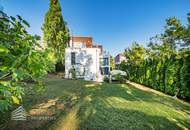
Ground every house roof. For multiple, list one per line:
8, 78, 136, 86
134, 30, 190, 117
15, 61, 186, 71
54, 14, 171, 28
71, 36, 93, 48
70, 36, 103, 53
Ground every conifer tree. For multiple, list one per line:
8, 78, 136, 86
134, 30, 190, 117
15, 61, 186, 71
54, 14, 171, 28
42, 0, 69, 71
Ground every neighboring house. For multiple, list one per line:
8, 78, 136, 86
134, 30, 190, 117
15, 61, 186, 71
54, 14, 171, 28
65, 36, 110, 82
114, 53, 127, 68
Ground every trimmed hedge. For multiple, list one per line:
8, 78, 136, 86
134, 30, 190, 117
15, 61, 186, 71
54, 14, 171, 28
126, 55, 190, 99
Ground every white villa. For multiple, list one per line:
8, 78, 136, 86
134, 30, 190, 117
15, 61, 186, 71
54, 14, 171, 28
65, 36, 110, 82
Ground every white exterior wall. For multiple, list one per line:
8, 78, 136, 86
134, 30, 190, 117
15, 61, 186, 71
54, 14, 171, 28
65, 47, 102, 81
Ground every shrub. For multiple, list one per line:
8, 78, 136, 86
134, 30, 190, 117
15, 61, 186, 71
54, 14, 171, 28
103, 76, 110, 83
69, 66, 76, 79
115, 74, 126, 83
0, 15, 55, 112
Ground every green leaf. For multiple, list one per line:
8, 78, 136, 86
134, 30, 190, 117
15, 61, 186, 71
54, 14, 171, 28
10, 16, 16, 21
11, 96, 20, 104
0, 44, 9, 53
23, 20, 30, 27
17, 15, 22, 21
0, 66, 8, 71
0, 100, 10, 112
0, 81, 10, 87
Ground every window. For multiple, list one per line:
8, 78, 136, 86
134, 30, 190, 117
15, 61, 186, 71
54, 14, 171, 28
71, 52, 75, 65
103, 58, 109, 66
103, 67, 109, 75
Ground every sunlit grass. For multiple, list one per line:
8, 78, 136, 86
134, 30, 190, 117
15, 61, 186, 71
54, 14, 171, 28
48, 77, 190, 130
5, 75, 190, 130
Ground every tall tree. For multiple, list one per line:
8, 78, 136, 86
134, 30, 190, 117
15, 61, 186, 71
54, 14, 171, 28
109, 55, 115, 71
42, 0, 69, 70
124, 13, 190, 99
124, 42, 146, 82
0, 15, 54, 112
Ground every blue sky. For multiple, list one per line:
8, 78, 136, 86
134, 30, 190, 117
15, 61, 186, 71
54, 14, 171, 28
1, 0, 190, 56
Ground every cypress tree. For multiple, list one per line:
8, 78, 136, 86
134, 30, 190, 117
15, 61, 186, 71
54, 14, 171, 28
42, 0, 69, 71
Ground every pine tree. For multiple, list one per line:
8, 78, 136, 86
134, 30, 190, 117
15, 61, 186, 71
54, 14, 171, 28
42, 0, 69, 71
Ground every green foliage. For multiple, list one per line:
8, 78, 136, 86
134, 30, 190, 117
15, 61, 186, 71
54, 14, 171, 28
103, 76, 110, 83
109, 55, 115, 71
118, 60, 127, 71
124, 13, 190, 99
0, 15, 54, 112
124, 43, 146, 66
69, 66, 76, 79
42, 0, 69, 67
114, 73, 126, 83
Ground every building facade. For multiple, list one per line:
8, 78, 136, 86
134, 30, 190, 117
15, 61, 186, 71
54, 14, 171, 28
65, 36, 110, 82
114, 53, 127, 68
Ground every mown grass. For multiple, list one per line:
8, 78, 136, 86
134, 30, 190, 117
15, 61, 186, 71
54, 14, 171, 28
3, 75, 190, 130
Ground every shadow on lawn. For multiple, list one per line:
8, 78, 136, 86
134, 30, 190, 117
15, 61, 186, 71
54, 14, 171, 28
1, 78, 84, 130
79, 83, 190, 130
126, 82, 190, 116
2, 77, 190, 130
51, 81, 190, 130
79, 103, 183, 130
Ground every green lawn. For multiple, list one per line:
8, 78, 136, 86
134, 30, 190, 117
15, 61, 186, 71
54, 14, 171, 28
4, 75, 190, 130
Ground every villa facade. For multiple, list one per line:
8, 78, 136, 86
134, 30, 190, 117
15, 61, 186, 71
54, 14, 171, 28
65, 36, 110, 82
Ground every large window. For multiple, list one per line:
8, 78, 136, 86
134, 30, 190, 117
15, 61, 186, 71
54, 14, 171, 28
71, 52, 75, 65
103, 58, 109, 66
103, 67, 109, 75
